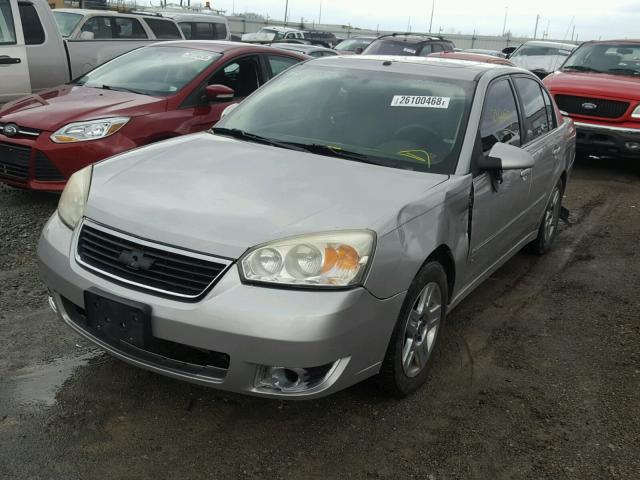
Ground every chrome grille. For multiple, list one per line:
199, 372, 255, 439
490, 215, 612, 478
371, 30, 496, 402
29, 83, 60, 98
76, 222, 231, 300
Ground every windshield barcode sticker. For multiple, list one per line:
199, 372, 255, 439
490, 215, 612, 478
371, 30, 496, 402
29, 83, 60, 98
390, 95, 450, 108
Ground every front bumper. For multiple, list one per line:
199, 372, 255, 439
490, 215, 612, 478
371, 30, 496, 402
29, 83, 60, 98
573, 121, 640, 159
38, 213, 405, 399
0, 132, 137, 192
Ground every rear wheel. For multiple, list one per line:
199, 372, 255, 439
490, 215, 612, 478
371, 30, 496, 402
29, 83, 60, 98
527, 178, 563, 255
377, 261, 448, 397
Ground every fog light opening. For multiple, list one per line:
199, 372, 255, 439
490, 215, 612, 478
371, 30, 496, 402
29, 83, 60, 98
256, 362, 337, 393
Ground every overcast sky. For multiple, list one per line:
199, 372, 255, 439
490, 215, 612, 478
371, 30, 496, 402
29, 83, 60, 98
204, 0, 639, 41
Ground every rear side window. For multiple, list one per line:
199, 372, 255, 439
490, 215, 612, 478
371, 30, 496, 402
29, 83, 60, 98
541, 87, 556, 130
0, 0, 17, 45
144, 18, 181, 39
480, 78, 521, 152
18, 2, 44, 45
179, 22, 226, 40
514, 76, 550, 142
266, 55, 299, 77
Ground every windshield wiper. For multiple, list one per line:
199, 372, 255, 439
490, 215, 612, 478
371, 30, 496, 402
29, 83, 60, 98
211, 127, 308, 151
98, 84, 149, 95
606, 68, 640, 76
562, 65, 602, 73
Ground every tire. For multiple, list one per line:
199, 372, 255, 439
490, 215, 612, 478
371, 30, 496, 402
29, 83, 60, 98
377, 261, 448, 397
526, 178, 564, 255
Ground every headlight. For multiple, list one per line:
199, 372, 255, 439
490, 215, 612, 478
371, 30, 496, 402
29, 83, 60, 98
50, 117, 129, 143
239, 231, 375, 288
632, 105, 640, 119
58, 165, 92, 229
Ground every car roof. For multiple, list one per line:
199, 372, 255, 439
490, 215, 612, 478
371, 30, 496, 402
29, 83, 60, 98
54, 8, 172, 19
582, 39, 640, 45
429, 51, 514, 66
373, 34, 451, 44
158, 12, 226, 22
521, 40, 576, 49
307, 55, 519, 81
149, 40, 308, 56
272, 43, 334, 52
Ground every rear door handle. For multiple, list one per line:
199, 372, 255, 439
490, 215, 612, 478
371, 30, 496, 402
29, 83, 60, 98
0, 56, 21, 65
552, 146, 562, 157
520, 168, 532, 180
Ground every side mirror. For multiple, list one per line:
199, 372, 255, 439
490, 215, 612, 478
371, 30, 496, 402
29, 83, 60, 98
79, 31, 94, 40
220, 103, 239, 119
205, 84, 234, 102
478, 142, 534, 171
502, 46, 517, 57
354, 47, 364, 55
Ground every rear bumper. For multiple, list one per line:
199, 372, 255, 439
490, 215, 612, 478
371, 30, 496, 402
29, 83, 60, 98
574, 121, 640, 159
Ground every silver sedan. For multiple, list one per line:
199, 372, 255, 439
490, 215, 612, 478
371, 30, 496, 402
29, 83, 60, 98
38, 56, 576, 399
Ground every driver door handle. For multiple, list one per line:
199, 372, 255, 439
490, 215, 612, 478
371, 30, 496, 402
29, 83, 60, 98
0, 55, 21, 65
520, 168, 532, 180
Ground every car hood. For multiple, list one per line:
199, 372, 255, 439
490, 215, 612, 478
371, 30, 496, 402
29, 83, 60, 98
0, 85, 166, 131
510, 54, 567, 73
86, 133, 449, 259
544, 70, 640, 100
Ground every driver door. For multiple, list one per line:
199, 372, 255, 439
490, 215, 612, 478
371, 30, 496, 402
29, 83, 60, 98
0, 0, 31, 102
467, 76, 533, 281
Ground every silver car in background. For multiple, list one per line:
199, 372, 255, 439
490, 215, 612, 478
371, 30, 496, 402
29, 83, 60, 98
38, 56, 575, 399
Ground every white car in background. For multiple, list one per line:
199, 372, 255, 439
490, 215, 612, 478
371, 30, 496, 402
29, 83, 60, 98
507, 41, 577, 79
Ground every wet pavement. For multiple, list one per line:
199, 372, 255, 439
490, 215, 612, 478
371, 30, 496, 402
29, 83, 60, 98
1, 158, 639, 479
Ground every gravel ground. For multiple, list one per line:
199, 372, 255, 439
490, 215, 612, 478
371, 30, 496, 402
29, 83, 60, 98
0, 157, 639, 479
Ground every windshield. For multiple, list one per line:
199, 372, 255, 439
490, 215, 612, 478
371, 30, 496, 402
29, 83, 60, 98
512, 45, 574, 58
335, 38, 373, 52
75, 46, 220, 96
364, 39, 423, 56
563, 43, 640, 76
52, 11, 82, 37
216, 63, 474, 174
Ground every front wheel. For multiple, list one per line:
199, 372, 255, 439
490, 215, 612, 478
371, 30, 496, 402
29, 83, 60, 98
527, 178, 563, 255
377, 261, 448, 397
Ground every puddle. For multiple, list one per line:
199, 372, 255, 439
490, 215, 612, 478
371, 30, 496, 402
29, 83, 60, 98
2, 350, 103, 408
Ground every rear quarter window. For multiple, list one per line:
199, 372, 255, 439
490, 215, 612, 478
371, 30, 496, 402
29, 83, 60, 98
18, 1, 44, 45
144, 18, 182, 39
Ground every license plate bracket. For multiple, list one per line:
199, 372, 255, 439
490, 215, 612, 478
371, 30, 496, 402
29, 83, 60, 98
84, 289, 152, 349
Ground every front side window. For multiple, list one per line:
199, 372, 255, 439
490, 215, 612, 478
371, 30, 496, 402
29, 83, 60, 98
216, 64, 475, 174
480, 78, 521, 153
208, 56, 261, 98
81, 16, 147, 40
52, 11, 82, 38
0, 0, 16, 45
511, 45, 573, 58
76, 46, 220, 96
18, 2, 44, 45
267, 55, 299, 77
144, 18, 181, 39
514, 77, 549, 142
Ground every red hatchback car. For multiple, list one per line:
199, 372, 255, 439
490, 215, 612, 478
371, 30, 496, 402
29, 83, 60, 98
0, 41, 306, 191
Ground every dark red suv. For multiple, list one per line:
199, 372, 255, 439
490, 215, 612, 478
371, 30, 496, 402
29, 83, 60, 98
0, 41, 306, 191
544, 40, 640, 159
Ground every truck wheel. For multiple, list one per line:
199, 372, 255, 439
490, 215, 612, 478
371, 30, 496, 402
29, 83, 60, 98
527, 178, 563, 255
377, 261, 448, 397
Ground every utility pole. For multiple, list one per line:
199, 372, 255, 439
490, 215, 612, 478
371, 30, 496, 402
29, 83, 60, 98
284, 0, 289, 24
318, 0, 322, 25
533, 14, 540, 39
571, 25, 576, 42
407, 16, 411, 32
502, 6, 508, 36
544, 18, 550, 39
429, 0, 435, 33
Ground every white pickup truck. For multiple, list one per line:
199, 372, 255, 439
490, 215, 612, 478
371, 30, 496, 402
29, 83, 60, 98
0, 0, 184, 102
